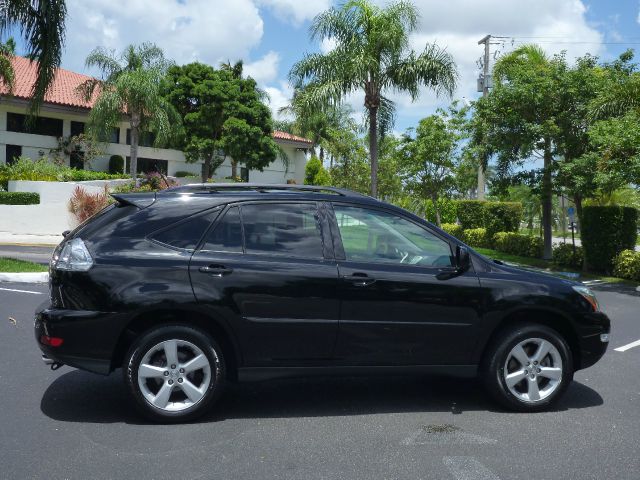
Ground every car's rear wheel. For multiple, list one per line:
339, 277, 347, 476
124, 325, 225, 422
481, 322, 573, 412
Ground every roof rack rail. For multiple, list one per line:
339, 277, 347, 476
167, 183, 368, 197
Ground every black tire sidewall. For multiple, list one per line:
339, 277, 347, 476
124, 325, 225, 422
483, 323, 573, 412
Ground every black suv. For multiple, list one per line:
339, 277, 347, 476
35, 184, 610, 421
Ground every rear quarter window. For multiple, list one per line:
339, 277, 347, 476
151, 208, 221, 250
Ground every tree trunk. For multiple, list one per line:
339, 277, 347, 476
129, 118, 140, 181
231, 160, 238, 180
542, 140, 553, 260
573, 194, 583, 233
201, 155, 211, 184
319, 146, 324, 161
432, 195, 441, 227
368, 106, 378, 197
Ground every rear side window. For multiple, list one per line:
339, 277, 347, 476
201, 206, 243, 253
242, 203, 323, 258
152, 208, 220, 250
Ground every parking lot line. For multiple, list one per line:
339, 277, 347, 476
614, 339, 640, 352
0, 287, 43, 295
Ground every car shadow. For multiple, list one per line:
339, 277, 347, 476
40, 369, 604, 425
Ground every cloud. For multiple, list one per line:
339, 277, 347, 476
256, 0, 330, 26
244, 51, 281, 84
63, 0, 264, 73
264, 80, 293, 119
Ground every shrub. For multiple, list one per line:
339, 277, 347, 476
581, 206, 638, 273
174, 170, 199, 178
552, 243, 583, 269
612, 250, 640, 281
493, 232, 543, 258
0, 191, 40, 205
485, 202, 523, 237
140, 172, 178, 191
111, 181, 153, 194
440, 223, 463, 239
304, 156, 331, 186
462, 228, 491, 248
424, 198, 458, 225
68, 186, 112, 224
108, 155, 125, 174
457, 200, 486, 229
57, 169, 127, 182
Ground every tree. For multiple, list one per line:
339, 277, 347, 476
0, 38, 16, 92
0, 0, 67, 113
78, 43, 179, 180
397, 109, 461, 226
289, 0, 457, 197
304, 156, 331, 186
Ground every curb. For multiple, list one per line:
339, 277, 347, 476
0, 272, 49, 283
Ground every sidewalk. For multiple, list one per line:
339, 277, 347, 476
0, 231, 63, 246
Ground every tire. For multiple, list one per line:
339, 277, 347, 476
481, 322, 573, 412
123, 325, 225, 422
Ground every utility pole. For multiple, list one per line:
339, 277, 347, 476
477, 34, 491, 200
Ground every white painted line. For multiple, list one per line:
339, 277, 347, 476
0, 272, 48, 283
0, 287, 43, 294
614, 339, 640, 352
444, 457, 500, 480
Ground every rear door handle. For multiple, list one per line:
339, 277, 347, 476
199, 265, 233, 277
342, 273, 376, 287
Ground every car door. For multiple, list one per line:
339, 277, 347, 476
190, 201, 340, 366
329, 203, 484, 366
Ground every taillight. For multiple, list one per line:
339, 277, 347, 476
52, 237, 94, 272
40, 335, 64, 347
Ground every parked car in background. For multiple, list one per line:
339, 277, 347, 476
35, 184, 610, 422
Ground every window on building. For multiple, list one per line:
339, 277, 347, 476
126, 129, 156, 147
7, 112, 63, 137
5, 145, 22, 165
242, 203, 323, 258
125, 157, 168, 174
70, 121, 85, 137
110, 127, 120, 144
201, 206, 243, 253
152, 209, 221, 251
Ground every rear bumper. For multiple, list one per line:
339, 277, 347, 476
34, 304, 126, 375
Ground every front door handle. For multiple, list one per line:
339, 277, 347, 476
199, 265, 233, 277
342, 273, 376, 287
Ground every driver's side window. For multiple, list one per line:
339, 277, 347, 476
333, 205, 453, 267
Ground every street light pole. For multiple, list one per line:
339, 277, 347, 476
477, 34, 491, 200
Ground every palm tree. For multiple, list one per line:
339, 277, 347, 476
0, 38, 16, 92
289, 0, 457, 197
0, 0, 67, 112
78, 43, 179, 180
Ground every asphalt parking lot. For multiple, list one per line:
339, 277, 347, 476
1, 281, 639, 480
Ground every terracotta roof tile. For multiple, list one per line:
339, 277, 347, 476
272, 130, 313, 145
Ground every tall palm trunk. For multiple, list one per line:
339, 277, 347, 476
542, 139, 553, 260
129, 114, 140, 181
368, 106, 378, 197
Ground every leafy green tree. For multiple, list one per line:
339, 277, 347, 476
397, 109, 461, 226
0, 38, 16, 93
164, 62, 276, 182
78, 43, 179, 180
289, 0, 457, 197
304, 156, 331, 186
1, 0, 67, 113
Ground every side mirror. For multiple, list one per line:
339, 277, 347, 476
456, 245, 470, 272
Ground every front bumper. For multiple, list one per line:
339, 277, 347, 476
576, 311, 611, 370
34, 304, 127, 375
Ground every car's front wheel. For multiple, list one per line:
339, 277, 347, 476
482, 322, 573, 412
124, 325, 225, 422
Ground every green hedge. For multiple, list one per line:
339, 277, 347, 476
552, 243, 583, 269
457, 200, 486, 229
581, 206, 638, 273
612, 250, 640, 281
0, 191, 40, 205
174, 170, 199, 178
108, 155, 124, 174
424, 199, 458, 225
493, 232, 543, 258
462, 228, 491, 248
485, 202, 523, 237
440, 223, 463, 239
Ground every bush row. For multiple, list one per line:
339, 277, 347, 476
0, 191, 40, 205
612, 250, 640, 281
457, 200, 523, 235
493, 232, 543, 258
552, 243, 584, 269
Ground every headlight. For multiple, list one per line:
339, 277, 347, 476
53, 238, 94, 271
572, 285, 599, 312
